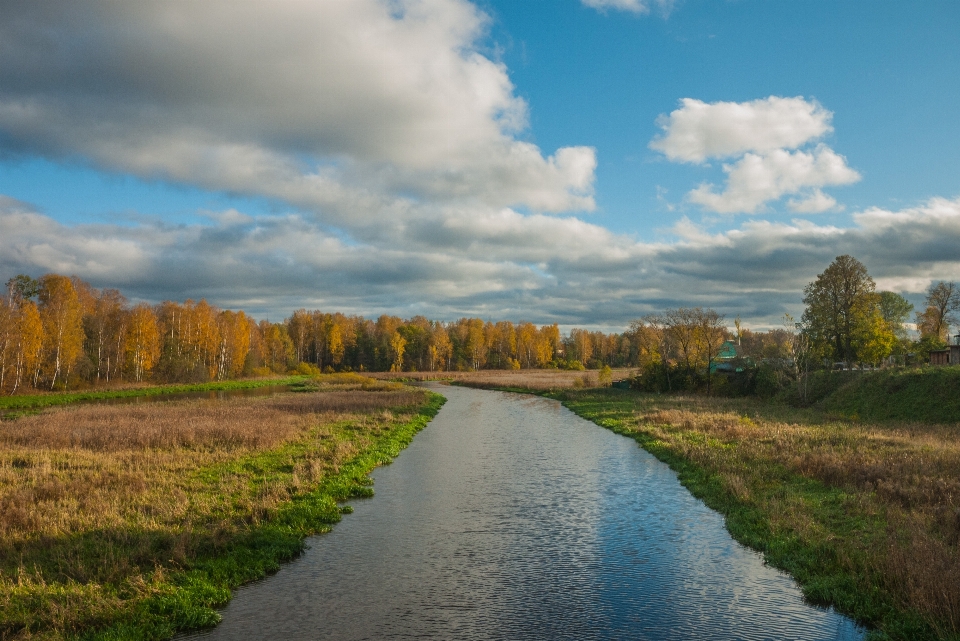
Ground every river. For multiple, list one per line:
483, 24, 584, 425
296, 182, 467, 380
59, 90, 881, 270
179, 383, 863, 640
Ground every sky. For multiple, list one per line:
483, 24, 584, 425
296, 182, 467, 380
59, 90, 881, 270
1, 0, 959, 331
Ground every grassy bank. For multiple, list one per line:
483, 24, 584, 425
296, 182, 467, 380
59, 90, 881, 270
541, 387, 960, 641
0, 377, 310, 415
820, 366, 960, 424
0, 376, 444, 639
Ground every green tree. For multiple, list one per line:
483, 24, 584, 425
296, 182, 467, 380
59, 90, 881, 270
878, 291, 914, 340
801, 255, 882, 366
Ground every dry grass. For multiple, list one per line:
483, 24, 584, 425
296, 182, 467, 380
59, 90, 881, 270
616, 394, 960, 638
370, 368, 635, 390
0, 385, 430, 638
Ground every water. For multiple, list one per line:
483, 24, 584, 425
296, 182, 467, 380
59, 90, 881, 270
179, 384, 864, 640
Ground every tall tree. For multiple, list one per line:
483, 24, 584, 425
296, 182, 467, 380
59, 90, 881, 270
693, 308, 726, 395
125, 304, 160, 382
37, 274, 84, 389
389, 331, 407, 372
801, 255, 879, 366
428, 324, 452, 371
916, 281, 959, 342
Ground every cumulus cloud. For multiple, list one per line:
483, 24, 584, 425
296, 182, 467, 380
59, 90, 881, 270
0, 0, 595, 217
788, 189, 840, 214
6, 194, 960, 329
688, 146, 860, 214
581, 0, 674, 14
650, 96, 859, 214
650, 97, 832, 163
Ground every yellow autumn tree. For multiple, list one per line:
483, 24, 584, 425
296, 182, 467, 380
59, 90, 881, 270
390, 331, 407, 372
38, 274, 84, 389
515, 322, 537, 368
213, 310, 252, 380
429, 324, 452, 371
125, 303, 160, 382
328, 322, 345, 367
0, 297, 44, 394
14, 301, 44, 393
260, 321, 294, 373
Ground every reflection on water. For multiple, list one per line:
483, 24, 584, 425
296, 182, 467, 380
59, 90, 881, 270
178, 384, 864, 641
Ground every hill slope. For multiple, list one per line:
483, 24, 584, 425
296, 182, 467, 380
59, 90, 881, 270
821, 367, 960, 424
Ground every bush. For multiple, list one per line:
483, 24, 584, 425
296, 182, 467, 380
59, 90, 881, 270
598, 365, 612, 386
294, 362, 322, 377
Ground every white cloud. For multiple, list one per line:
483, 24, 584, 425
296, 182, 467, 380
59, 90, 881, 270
0, 0, 595, 218
788, 189, 841, 214
581, 0, 673, 14
651, 96, 859, 214
6, 194, 960, 328
688, 146, 860, 214
650, 97, 833, 163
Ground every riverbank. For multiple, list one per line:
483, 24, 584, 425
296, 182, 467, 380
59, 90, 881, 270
0, 377, 444, 639
541, 387, 960, 641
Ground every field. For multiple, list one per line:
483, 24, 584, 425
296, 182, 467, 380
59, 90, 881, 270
0, 377, 309, 418
549, 386, 960, 641
0, 374, 442, 640
369, 367, 636, 390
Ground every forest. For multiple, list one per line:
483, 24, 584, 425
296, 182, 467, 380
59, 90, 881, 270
1, 254, 957, 395
0, 272, 643, 393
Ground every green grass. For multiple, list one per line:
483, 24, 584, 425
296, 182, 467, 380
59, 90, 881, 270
0, 377, 307, 414
821, 366, 960, 424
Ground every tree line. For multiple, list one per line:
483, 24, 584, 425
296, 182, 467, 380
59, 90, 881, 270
2, 257, 954, 395
0, 273, 641, 394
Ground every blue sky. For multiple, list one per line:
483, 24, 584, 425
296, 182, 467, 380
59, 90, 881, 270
483, 0, 960, 231
2, 0, 959, 329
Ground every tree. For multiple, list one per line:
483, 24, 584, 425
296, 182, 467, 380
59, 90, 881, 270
694, 308, 726, 395
465, 319, 486, 371
878, 291, 914, 340
389, 331, 406, 372
663, 308, 696, 370
428, 324, 452, 371
515, 322, 537, 368
6, 275, 39, 303
801, 255, 880, 366
287, 309, 311, 363
642, 313, 674, 390
125, 303, 160, 382
37, 274, 84, 389
916, 281, 959, 342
